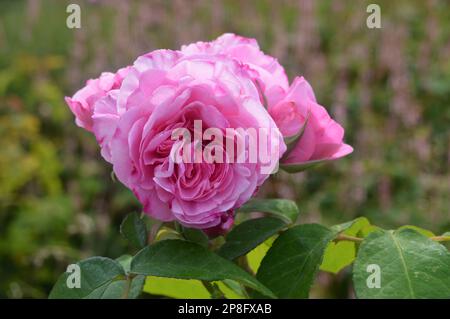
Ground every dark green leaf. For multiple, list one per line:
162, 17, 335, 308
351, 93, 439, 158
130, 239, 275, 298
86, 275, 145, 299
120, 212, 148, 248
49, 257, 125, 299
238, 198, 299, 224
218, 217, 286, 260
353, 229, 450, 298
256, 224, 335, 298
182, 226, 209, 248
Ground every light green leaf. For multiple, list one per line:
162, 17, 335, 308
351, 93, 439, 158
247, 238, 274, 273
353, 229, 450, 298
143, 277, 243, 299
115, 254, 133, 274
120, 212, 148, 248
398, 225, 435, 237
144, 277, 211, 299
358, 224, 381, 237
256, 224, 335, 298
155, 226, 183, 241
218, 217, 286, 260
49, 257, 125, 299
130, 239, 275, 298
321, 217, 370, 274
330, 217, 370, 233
238, 198, 299, 224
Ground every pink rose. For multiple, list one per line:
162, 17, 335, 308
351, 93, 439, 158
268, 76, 353, 166
65, 67, 129, 132
94, 49, 285, 229
181, 33, 289, 97
202, 210, 235, 238
65, 33, 352, 232
181, 34, 352, 167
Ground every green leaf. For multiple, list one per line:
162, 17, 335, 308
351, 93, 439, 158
130, 239, 275, 298
143, 277, 243, 299
120, 212, 148, 248
115, 254, 133, 273
49, 257, 125, 299
220, 279, 248, 298
247, 238, 274, 273
397, 225, 435, 237
182, 226, 209, 248
280, 158, 327, 173
330, 217, 370, 233
155, 226, 183, 241
353, 229, 450, 298
87, 275, 145, 299
238, 198, 299, 224
321, 217, 370, 274
358, 224, 381, 237
218, 217, 286, 260
256, 224, 335, 298
144, 277, 211, 298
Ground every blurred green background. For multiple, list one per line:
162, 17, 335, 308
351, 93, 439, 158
0, 0, 449, 298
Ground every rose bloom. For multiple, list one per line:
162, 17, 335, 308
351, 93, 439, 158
67, 47, 285, 234
65, 33, 352, 234
65, 67, 130, 132
182, 33, 352, 167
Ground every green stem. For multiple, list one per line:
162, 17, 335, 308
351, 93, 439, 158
431, 236, 450, 242
121, 275, 132, 299
335, 234, 363, 243
174, 221, 183, 234
121, 274, 136, 299
336, 233, 450, 243
237, 255, 255, 276
201, 281, 225, 299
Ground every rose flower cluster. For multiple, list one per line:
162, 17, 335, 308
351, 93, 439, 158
65, 34, 352, 235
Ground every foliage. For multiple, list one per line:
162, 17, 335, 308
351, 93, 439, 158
49, 206, 450, 299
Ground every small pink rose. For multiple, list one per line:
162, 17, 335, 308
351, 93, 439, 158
268, 76, 353, 165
